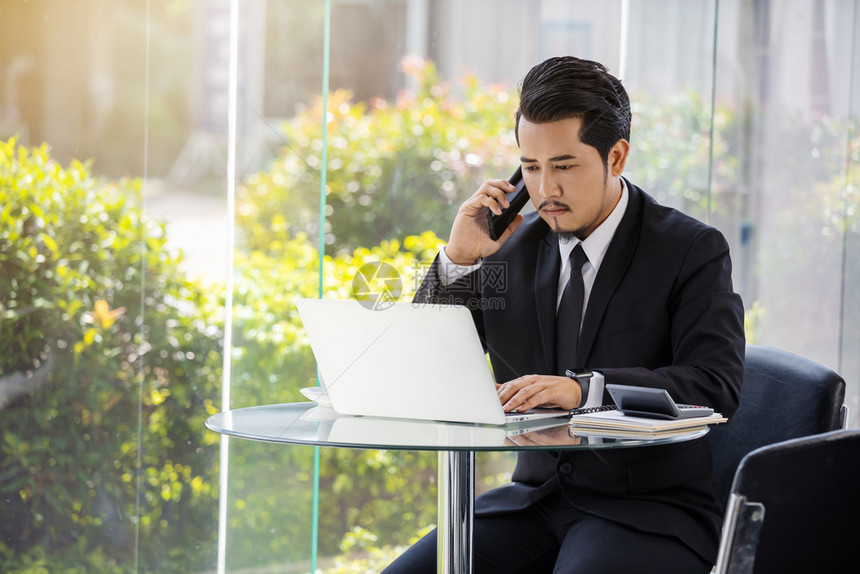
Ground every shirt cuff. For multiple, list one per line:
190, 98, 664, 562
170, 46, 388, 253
581, 371, 605, 409
438, 247, 482, 286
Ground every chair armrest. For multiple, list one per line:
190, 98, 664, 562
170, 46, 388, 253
714, 493, 766, 574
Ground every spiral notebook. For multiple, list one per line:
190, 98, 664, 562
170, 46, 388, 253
569, 407, 727, 433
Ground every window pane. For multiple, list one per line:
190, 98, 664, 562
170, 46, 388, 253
1, 1, 222, 572
714, 0, 859, 422
224, 1, 324, 571
230, 0, 860, 570
842, 0, 860, 421
8, 1, 857, 572
624, 0, 719, 225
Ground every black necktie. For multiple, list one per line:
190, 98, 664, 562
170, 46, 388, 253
555, 244, 588, 375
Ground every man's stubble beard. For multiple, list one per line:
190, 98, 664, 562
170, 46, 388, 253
551, 167, 611, 241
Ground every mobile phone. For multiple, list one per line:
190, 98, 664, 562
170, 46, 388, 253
486, 167, 530, 241
606, 384, 715, 420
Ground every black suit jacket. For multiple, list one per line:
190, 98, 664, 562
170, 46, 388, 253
414, 180, 745, 563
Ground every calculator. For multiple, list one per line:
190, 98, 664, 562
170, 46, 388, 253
606, 384, 715, 420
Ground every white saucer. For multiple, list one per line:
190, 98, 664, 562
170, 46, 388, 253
299, 387, 333, 408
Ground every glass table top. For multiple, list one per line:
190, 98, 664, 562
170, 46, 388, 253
205, 403, 709, 451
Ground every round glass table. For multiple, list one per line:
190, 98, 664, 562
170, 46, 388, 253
206, 402, 708, 574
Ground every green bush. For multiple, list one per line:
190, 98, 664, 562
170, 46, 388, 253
0, 138, 223, 572
0, 137, 470, 572
225, 232, 449, 566
237, 57, 520, 255
0, 136, 462, 572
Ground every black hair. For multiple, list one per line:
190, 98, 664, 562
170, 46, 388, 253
515, 56, 631, 164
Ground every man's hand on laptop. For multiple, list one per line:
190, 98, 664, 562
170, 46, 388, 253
497, 375, 582, 412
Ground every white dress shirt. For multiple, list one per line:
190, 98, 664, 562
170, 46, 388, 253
437, 179, 630, 408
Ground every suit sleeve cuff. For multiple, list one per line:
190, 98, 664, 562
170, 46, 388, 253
438, 247, 482, 286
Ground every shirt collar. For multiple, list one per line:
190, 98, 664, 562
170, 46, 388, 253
558, 178, 629, 273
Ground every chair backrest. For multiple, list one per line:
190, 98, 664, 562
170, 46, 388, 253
714, 429, 860, 573
708, 344, 846, 508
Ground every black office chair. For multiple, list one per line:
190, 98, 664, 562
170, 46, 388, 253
708, 344, 847, 508
713, 429, 860, 573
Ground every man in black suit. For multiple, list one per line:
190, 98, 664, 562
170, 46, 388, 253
384, 56, 745, 573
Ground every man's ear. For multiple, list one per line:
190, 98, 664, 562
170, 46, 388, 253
608, 139, 630, 176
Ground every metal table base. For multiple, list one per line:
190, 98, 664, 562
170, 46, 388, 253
437, 451, 475, 574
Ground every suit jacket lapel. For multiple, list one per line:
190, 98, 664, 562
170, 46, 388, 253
534, 230, 560, 374
578, 180, 644, 364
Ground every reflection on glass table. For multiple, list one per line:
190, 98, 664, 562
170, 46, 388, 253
206, 403, 708, 574
206, 402, 707, 450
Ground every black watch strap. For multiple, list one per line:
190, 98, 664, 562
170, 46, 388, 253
565, 369, 594, 408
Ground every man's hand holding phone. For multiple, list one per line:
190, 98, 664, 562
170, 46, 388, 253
444, 168, 528, 265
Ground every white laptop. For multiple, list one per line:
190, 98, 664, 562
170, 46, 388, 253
295, 298, 569, 425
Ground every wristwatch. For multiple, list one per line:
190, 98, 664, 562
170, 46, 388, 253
565, 369, 594, 408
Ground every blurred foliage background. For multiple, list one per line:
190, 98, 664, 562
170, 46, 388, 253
1, 57, 856, 572
0, 139, 224, 572
238, 59, 520, 255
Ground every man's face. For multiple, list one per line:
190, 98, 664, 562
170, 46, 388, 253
518, 117, 628, 239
